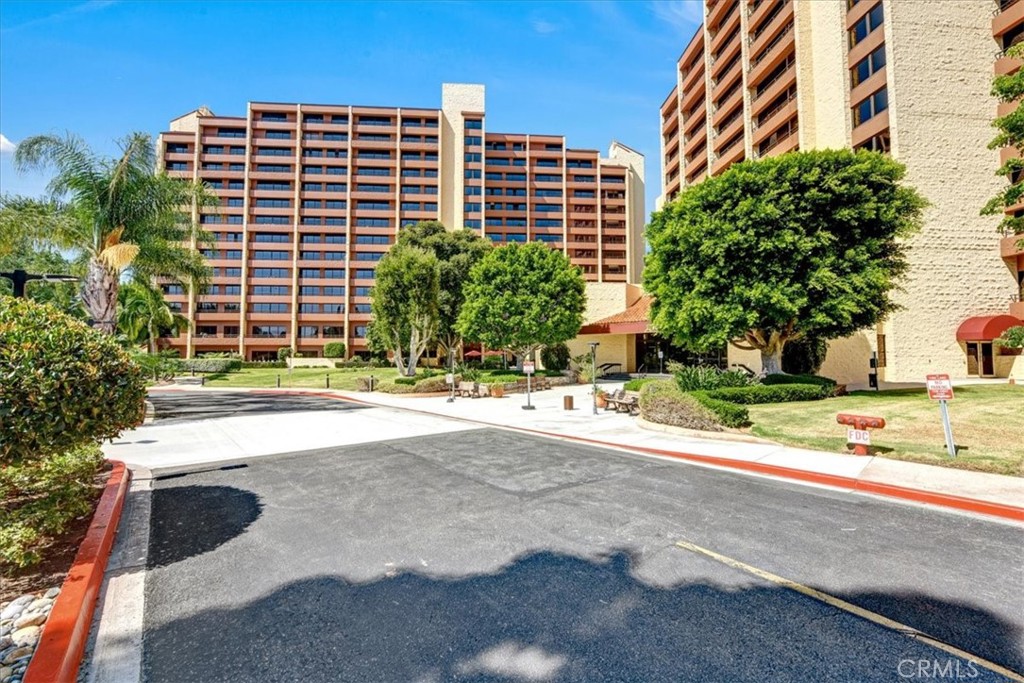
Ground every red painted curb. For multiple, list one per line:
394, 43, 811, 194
24, 461, 131, 683
272, 389, 1024, 523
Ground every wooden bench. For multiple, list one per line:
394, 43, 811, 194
457, 381, 484, 398
605, 389, 639, 415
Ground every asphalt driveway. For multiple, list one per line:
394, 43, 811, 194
139, 426, 1024, 682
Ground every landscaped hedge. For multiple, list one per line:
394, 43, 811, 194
1, 444, 104, 569
324, 342, 346, 358
639, 381, 723, 432
702, 383, 833, 404
1, 298, 147, 465
761, 373, 837, 388
180, 357, 242, 373
689, 392, 750, 428
624, 378, 658, 392
242, 360, 288, 369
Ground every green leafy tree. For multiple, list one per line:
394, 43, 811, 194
117, 280, 189, 353
12, 132, 213, 334
0, 205, 82, 315
457, 242, 586, 367
983, 43, 1024, 239
645, 149, 926, 375
395, 220, 492, 355
367, 245, 440, 376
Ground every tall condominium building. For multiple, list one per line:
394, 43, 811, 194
657, 0, 1023, 384
158, 83, 645, 360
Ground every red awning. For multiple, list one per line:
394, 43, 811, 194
955, 314, 1022, 342
579, 295, 654, 335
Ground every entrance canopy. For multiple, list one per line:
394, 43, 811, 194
579, 295, 653, 335
955, 314, 1022, 342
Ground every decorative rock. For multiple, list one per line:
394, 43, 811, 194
1, 646, 31, 665
43, 588, 59, 600
0, 666, 10, 679
10, 614, 43, 630
0, 605, 22, 622
9, 627, 38, 648
0, 636, 10, 650
25, 599, 51, 613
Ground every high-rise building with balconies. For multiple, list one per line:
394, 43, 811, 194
158, 83, 644, 360
658, 0, 1023, 384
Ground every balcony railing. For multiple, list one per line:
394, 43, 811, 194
750, 23, 793, 69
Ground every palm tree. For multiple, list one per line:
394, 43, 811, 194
117, 280, 190, 353
13, 132, 213, 333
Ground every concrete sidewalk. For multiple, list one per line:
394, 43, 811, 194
147, 384, 1024, 521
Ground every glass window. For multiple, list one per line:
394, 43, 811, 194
851, 45, 886, 87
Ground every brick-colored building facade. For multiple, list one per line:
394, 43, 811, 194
658, 0, 1023, 384
158, 83, 644, 360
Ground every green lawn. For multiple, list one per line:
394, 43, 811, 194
747, 385, 1024, 476
204, 366, 400, 390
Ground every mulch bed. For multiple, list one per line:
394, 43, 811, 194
0, 466, 111, 604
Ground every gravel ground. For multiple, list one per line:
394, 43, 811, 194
0, 587, 60, 683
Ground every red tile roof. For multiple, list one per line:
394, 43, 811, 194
579, 295, 653, 334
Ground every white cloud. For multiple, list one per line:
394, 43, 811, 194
0, 134, 16, 155
649, 0, 704, 33
531, 18, 560, 35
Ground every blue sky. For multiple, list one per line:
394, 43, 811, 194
0, 0, 702, 215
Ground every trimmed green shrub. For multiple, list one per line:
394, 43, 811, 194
180, 357, 242, 373
394, 377, 417, 386
624, 378, 658, 392
1, 298, 147, 465
242, 360, 287, 369
413, 376, 454, 393
336, 357, 371, 369
541, 343, 571, 372
1, 444, 104, 569
703, 383, 832, 404
782, 337, 829, 375
639, 381, 723, 432
690, 392, 750, 428
324, 341, 346, 358
277, 346, 293, 360
762, 373, 837, 388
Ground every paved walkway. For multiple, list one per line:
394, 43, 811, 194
133, 383, 1024, 519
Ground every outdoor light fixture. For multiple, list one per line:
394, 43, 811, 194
0, 269, 78, 298
447, 347, 456, 403
589, 341, 600, 415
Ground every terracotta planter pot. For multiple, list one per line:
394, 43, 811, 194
490, 384, 504, 398
999, 347, 1022, 356
596, 394, 608, 409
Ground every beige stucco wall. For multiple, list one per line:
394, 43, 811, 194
881, 1, 1018, 381
794, 0, 849, 149
568, 333, 631, 373
440, 83, 485, 231
607, 142, 647, 285
581, 282, 634, 324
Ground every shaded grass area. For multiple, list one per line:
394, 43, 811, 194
747, 385, 1024, 476
203, 367, 399, 390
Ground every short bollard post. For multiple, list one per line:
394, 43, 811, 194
276, 374, 281, 388
326, 374, 330, 389
563, 395, 574, 411
836, 413, 886, 456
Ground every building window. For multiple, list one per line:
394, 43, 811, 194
849, 2, 883, 48
854, 132, 891, 153
252, 325, 287, 337
852, 87, 888, 127
851, 45, 886, 87
265, 131, 291, 140
299, 326, 319, 338
465, 120, 483, 129
261, 112, 288, 122
251, 303, 289, 313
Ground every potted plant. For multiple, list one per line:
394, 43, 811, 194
490, 382, 504, 398
595, 389, 608, 409
997, 325, 1024, 355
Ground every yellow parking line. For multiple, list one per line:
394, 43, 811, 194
674, 540, 1024, 683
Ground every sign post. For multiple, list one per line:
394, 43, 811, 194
926, 374, 956, 458
522, 360, 536, 411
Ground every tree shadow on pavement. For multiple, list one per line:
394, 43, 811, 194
147, 485, 263, 568
142, 550, 1022, 683
147, 392, 366, 424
